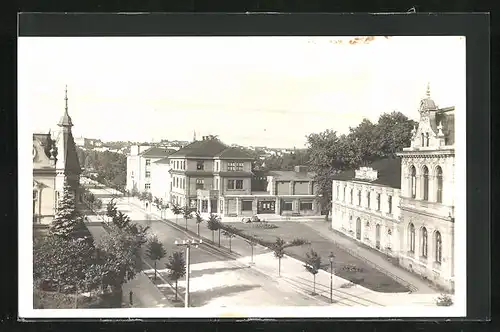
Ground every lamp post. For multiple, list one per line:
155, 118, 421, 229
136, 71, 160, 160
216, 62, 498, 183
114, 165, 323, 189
174, 238, 203, 308
328, 252, 335, 304
245, 239, 256, 266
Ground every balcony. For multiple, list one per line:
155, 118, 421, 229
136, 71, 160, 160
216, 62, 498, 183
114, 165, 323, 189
400, 196, 454, 220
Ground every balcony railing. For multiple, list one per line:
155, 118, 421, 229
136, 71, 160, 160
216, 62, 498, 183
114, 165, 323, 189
400, 196, 454, 220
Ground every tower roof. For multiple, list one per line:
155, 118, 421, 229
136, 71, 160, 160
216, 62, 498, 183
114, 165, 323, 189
58, 85, 73, 127
419, 82, 438, 112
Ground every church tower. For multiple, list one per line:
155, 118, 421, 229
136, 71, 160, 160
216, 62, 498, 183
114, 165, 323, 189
54, 85, 82, 206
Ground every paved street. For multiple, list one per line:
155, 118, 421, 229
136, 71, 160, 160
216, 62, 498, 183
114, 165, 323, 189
87, 186, 327, 307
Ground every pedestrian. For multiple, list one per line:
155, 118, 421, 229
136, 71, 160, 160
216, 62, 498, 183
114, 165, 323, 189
129, 290, 133, 306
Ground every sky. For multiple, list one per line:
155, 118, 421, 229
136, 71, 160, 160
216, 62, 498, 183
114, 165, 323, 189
18, 36, 466, 148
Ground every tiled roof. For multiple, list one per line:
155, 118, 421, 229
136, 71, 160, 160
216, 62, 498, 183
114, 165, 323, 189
62, 130, 82, 175
168, 139, 229, 158
332, 157, 401, 189
154, 157, 171, 164
435, 107, 455, 145
215, 147, 255, 160
140, 147, 177, 157
267, 170, 316, 181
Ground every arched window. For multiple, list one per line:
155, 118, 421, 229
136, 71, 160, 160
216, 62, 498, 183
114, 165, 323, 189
357, 190, 361, 206
422, 166, 429, 200
435, 231, 442, 263
376, 193, 381, 211
343, 186, 346, 202
408, 223, 415, 253
410, 166, 417, 198
421, 227, 428, 258
336, 185, 340, 200
421, 133, 425, 146
350, 189, 353, 204
367, 191, 371, 209
436, 166, 443, 203
425, 132, 430, 146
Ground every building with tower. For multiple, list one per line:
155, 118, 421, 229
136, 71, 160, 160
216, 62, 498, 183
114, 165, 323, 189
331, 84, 455, 292
33, 86, 82, 226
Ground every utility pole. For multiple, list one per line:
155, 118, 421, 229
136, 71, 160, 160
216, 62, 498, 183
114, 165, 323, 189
175, 238, 202, 308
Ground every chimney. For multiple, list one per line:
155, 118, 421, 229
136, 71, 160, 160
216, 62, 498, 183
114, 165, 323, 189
130, 145, 139, 156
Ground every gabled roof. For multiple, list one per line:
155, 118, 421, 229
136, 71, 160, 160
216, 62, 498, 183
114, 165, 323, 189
140, 147, 177, 158
62, 130, 81, 175
215, 147, 255, 160
332, 158, 401, 189
168, 139, 229, 158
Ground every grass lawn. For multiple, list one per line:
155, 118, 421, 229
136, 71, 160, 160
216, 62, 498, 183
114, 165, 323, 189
225, 221, 409, 293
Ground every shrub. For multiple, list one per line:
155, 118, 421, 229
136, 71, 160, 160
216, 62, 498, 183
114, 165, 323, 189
252, 223, 278, 229
436, 293, 453, 306
342, 264, 364, 273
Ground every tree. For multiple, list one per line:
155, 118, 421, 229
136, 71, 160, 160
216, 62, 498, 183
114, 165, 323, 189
222, 228, 236, 252
206, 213, 221, 243
182, 206, 193, 231
171, 204, 183, 224
373, 111, 417, 157
145, 235, 167, 281
50, 181, 84, 240
165, 251, 186, 302
273, 237, 286, 277
304, 249, 322, 295
106, 199, 118, 221
194, 211, 204, 237
112, 211, 131, 230
131, 184, 139, 197
34, 235, 96, 294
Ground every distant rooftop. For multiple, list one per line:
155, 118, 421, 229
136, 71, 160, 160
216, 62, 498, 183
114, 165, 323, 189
139, 147, 177, 158
332, 158, 402, 189
168, 136, 254, 159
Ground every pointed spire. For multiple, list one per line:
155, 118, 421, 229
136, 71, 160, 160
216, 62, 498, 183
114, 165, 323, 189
426, 82, 431, 98
193, 129, 197, 142
58, 85, 73, 127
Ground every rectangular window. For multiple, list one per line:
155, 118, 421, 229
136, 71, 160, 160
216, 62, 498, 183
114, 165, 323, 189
300, 201, 313, 211
336, 186, 340, 200
388, 195, 393, 214
215, 178, 219, 190
145, 159, 151, 166
182, 178, 185, 189
227, 180, 235, 190
236, 180, 243, 189
377, 193, 381, 211
242, 200, 253, 211
236, 162, 244, 171
145, 183, 151, 189
196, 161, 204, 170
216, 162, 219, 172
367, 192, 371, 209
282, 201, 293, 211
145, 171, 151, 178
196, 179, 204, 190
201, 200, 208, 213
183, 161, 186, 170
227, 162, 235, 171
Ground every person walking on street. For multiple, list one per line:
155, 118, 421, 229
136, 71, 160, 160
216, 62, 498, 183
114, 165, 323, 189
129, 290, 133, 306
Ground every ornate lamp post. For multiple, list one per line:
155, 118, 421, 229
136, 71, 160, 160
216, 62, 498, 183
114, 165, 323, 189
328, 251, 335, 304
174, 238, 203, 308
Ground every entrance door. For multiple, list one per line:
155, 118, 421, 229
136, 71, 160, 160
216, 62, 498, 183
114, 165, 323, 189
258, 201, 275, 214
210, 199, 218, 214
356, 218, 362, 240
375, 224, 381, 249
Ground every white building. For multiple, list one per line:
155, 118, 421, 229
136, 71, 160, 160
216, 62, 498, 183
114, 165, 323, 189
396, 87, 455, 292
331, 159, 403, 257
331, 86, 455, 292
126, 145, 176, 194
150, 157, 172, 204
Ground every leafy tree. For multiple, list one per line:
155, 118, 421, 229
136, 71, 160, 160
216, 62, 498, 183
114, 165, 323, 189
373, 111, 417, 157
146, 235, 167, 281
222, 227, 236, 252
207, 213, 220, 247
165, 251, 186, 302
34, 235, 96, 293
171, 204, 183, 224
194, 211, 204, 237
94, 198, 103, 210
304, 249, 322, 295
131, 184, 139, 197
182, 206, 193, 231
206, 213, 221, 243
273, 237, 286, 277
50, 181, 85, 240
154, 197, 160, 208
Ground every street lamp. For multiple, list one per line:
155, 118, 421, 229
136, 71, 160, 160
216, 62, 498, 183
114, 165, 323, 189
328, 251, 335, 304
245, 239, 256, 266
174, 238, 203, 308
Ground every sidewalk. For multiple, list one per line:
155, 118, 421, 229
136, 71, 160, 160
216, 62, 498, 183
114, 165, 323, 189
302, 221, 437, 294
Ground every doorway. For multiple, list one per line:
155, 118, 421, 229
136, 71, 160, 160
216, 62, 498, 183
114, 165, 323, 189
356, 217, 362, 240
375, 224, 381, 249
